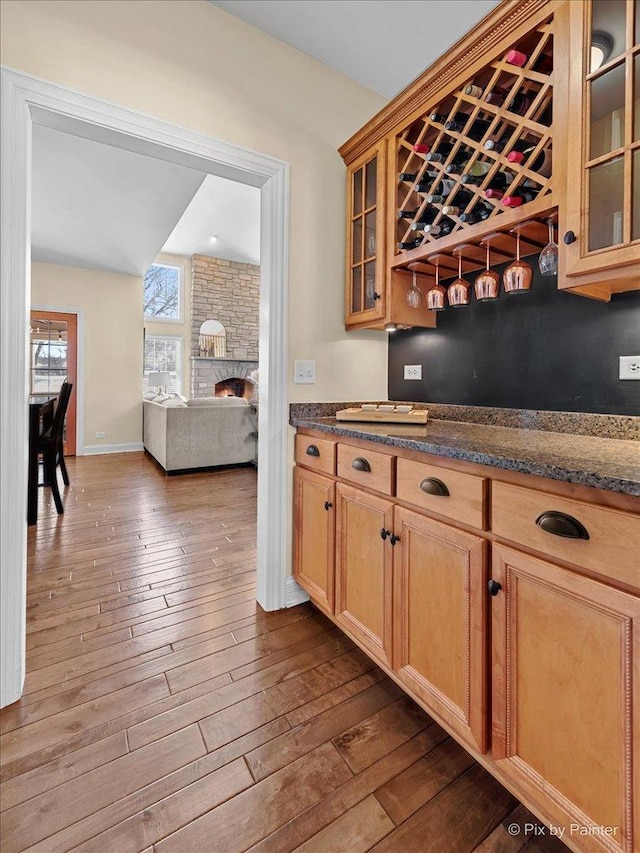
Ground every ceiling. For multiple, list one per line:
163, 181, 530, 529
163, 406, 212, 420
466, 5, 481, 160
31, 125, 207, 277
209, 0, 500, 98
31, 125, 261, 276
162, 174, 260, 265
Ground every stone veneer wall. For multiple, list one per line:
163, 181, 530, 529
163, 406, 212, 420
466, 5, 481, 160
191, 254, 260, 360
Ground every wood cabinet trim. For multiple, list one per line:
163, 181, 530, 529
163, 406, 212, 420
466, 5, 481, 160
339, 0, 562, 165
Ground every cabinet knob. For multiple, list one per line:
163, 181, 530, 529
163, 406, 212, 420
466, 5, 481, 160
390, 533, 401, 546
488, 579, 502, 596
352, 457, 372, 472
380, 528, 390, 540
535, 511, 589, 540
324, 501, 333, 511
563, 230, 576, 245
419, 477, 450, 497
305, 444, 320, 457
373, 292, 381, 301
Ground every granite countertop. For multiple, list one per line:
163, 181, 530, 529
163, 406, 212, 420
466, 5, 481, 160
291, 415, 640, 497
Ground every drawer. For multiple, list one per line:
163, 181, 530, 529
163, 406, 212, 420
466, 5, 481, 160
337, 443, 394, 495
396, 458, 487, 529
295, 434, 336, 475
492, 481, 640, 589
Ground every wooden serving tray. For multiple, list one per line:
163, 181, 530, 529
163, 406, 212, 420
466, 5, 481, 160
336, 407, 428, 425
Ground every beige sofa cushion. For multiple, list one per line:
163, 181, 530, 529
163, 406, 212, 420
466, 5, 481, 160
186, 397, 248, 407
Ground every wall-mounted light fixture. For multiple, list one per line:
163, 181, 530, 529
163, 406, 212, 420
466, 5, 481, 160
591, 31, 613, 72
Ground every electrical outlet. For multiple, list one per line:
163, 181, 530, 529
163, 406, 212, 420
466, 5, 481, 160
619, 356, 640, 380
294, 359, 316, 384
95, 431, 106, 438
404, 364, 422, 380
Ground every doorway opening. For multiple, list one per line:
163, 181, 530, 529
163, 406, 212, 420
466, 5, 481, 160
29, 310, 77, 455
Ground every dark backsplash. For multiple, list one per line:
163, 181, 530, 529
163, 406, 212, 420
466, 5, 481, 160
388, 259, 640, 416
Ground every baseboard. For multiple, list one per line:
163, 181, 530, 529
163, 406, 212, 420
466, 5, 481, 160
83, 442, 144, 456
285, 576, 309, 608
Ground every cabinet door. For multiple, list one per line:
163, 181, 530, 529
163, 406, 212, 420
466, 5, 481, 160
293, 467, 335, 613
335, 483, 394, 667
561, 0, 640, 298
491, 545, 640, 853
393, 507, 488, 753
345, 142, 387, 327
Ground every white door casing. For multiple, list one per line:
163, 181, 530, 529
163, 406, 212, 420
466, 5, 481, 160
0, 66, 301, 708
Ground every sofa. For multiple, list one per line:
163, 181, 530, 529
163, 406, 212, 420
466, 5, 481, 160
143, 396, 257, 472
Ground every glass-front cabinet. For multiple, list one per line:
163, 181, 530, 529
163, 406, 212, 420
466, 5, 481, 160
561, 0, 640, 298
345, 142, 387, 327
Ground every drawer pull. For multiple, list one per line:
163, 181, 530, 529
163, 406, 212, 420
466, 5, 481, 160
535, 511, 590, 540
390, 533, 401, 546
419, 477, 450, 497
352, 457, 371, 473
305, 445, 320, 457
380, 528, 390, 541
488, 579, 502, 596
324, 501, 333, 511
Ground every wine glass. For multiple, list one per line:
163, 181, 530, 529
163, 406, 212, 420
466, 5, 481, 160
427, 257, 447, 310
405, 268, 423, 308
474, 240, 500, 301
538, 218, 558, 276
448, 250, 470, 307
503, 229, 533, 294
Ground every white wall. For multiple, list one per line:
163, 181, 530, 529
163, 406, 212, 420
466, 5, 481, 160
32, 262, 144, 451
0, 0, 389, 402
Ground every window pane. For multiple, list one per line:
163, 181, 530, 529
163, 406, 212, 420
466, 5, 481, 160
352, 218, 362, 264
364, 261, 377, 310
633, 149, 640, 241
588, 156, 624, 250
365, 158, 377, 209
144, 264, 181, 320
590, 63, 626, 159
353, 168, 363, 216
591, 0, 626, 71
351, 266, 362, 313
364, 210, 377, 258
144, 337, 182, 394
635, 54, 640, 141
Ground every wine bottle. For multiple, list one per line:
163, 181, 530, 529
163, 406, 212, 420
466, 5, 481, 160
430, 178, 456, 196
414, 174, 440, 193
424, 143, 455, 163
486, 90, 531, 116
397, 208, 419, 219
484, 137, 529, 153
445, 189, 473, 208
397, 238, 423, 250
444, 116, 490, 141
507, 147, 552, 178
506, 49, 552, 74
398, 171, 418, 182
426, 194, 447, 204
485, 188, 505, 200
477, 171, 515, 190
412, 142, 430, 154
463, 83, 483, 98
445, 158, 491, 177
429, 111, 448, 124
459, 204, 493, 224
410, 210, 439, 230
502, 188, 538, 207
484, 87, 510, 106
423, 217, 455, 237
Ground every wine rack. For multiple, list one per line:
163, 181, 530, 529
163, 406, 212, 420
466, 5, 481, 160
393, 17, 556, 272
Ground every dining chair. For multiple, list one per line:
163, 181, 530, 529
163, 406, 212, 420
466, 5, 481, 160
38, 381, 73, 514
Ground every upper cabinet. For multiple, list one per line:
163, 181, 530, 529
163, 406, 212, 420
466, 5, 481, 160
339, 0, 640, 330
561, 0, 640, 299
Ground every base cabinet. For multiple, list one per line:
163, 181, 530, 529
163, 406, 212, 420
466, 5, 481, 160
393, 507, 488, 753
293, 467, 335, 613
293, 430, 639, 853
335, 483, 394, 667
491, 545, 640, 853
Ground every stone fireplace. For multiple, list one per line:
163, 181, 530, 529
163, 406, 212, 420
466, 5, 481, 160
192, 357, 258, 399
190, 254, 260, 398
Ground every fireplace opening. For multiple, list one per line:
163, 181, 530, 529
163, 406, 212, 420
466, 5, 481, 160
215, 377, 253, 399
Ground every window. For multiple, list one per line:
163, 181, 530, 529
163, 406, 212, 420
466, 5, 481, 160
144, 336, 182, 394
144, 263, 181, 321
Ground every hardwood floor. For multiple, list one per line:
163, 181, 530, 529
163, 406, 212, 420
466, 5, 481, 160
0, 452, 564, 852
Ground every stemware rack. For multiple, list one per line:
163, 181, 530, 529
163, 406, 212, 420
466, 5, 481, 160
392, 16, 556, 275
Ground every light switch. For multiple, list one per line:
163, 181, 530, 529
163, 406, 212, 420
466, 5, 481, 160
294, 359, 316, 384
